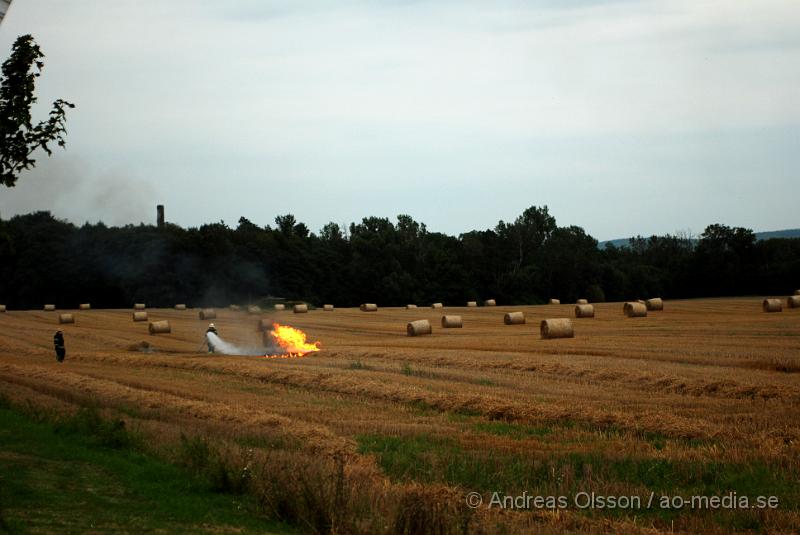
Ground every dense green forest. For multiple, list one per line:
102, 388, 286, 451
0, 206, 797, 309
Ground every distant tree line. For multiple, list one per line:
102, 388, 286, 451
0, 207, 798, 309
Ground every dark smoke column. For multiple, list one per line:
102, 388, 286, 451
157, 205, 165, 228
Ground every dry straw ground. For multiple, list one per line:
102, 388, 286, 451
0, 298, 798, 533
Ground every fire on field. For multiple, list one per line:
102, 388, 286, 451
262, 322, 321, 358
206, 321, 321, 358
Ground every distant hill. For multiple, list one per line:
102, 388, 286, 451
599, 228, 800, 249
754, 228, 800, 240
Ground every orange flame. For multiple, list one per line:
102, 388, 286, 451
264, 322, 320, 358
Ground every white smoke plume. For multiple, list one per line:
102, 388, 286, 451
206, 332, 268, 356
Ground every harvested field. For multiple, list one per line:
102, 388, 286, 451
1, 298, 799, 533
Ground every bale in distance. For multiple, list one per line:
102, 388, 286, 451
484, 299, 497, 306
293, 304, 309, 313
44, 304, 56, 311
360, 303, 378, 312
795, 290, 800, 295
407, 319, 432, 336
174, 304, 187, 310
406, 304, 417, 309
645, 298, 664, 311
624, 302, 647, 317
763, 299, 782, 313
549, 299, 560, 305
273, 304, 285, 311
323, 304, 334, 311
636, 299, 646, 305
148, 320, 171, 335
132, 311, 148, 322
79, 303, 91, 310
466, 301, 477, 307
576, 299, 588, 305
788, 295, 800, 309
133, 303, 146, 310
0, 305, 5, 313
540, 318, 574, 339
504, 312, 525, 325
441, 315, 463, 328
199, 308, 217, 320
58, 313, 74, 324
229, 304, 240, 311
431, 303, 443, 309
575, 304, 595, 318
248, 305, 262, 314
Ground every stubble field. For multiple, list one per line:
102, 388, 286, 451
1, 298, 798, 533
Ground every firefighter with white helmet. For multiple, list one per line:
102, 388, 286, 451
206, 323, 218, 353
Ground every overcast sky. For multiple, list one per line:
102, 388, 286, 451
0, 0, 797, 240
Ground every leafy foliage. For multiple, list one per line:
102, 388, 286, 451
0, 208, 798, 308
0, 35, 74, 187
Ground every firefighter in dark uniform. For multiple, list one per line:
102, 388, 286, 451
53, 330, 66, 362
206, 323, 218, 353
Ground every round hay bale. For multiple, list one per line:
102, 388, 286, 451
323, 304, 334, 311
576, 299, 588, 305
229, 304, 241, 311
273, 304, 285, 311
763, 298, 782, 313
575, 304, 595, 318
0, 305, 6, 313
407, 319, 432, 336
148, 320, 171, 335
788, 295, 800, 308
645, 298, 663, 311
540, 318, 574, 339
504, 312, 525, 325
58, 313, 74, 324
133, 303, 146, 310
549, 299, 560, 305
79, 303, 91, 310
623, 302, 647, 317
132, 311, 148, 322
795, 290, 800, 295
484, 299, 497, 306
43, 304, 56, 311
466, 301, 477, 307
248, 305, 262, 314
441, 315, 463, 328
174, 304, 187, 310
199, 308, 216, 320
406, 304, 417, 309
360, 303, 378, 312
431, 303, 443, 309
293, 304, 308, 313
